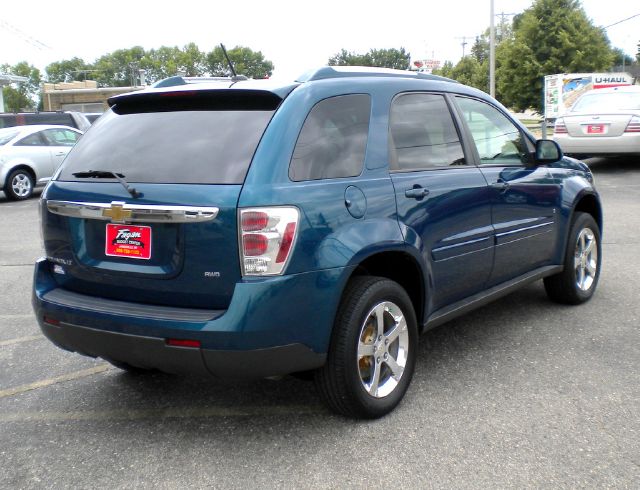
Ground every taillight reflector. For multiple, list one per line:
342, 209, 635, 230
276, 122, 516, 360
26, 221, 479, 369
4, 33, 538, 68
43, 316, 60, 326
166, 339, 201, 348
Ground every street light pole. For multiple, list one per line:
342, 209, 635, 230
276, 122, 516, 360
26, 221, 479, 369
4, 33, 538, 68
489, 0, 496, 97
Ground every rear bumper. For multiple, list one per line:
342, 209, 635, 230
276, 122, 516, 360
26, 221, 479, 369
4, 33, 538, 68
33, 258, 350, 377
553, 133, 640, 155
39, 318, 324, 378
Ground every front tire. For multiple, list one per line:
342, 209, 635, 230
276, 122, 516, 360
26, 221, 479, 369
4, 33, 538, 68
544, 212, 601, 304
4, 168, 34, 200
315, 276, 418, 419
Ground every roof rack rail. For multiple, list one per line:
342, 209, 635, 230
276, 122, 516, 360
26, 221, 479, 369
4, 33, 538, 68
296, 66, 457, 84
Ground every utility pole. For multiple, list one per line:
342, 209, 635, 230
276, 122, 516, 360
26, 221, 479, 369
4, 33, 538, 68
455, 36, 476, 58
490, 0, 495, 97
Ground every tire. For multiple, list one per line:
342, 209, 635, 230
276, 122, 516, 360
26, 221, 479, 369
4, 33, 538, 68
315, 276, 418, 419
544, 212, 601, 304
4, 168, 34, 200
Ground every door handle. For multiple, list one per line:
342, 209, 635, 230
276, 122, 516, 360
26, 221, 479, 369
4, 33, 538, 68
54, 152, 66, 156
405, 186, 430, 199
490, 181, 510, 192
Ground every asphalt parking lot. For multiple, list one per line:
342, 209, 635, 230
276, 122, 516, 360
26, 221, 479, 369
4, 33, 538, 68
1, 158, 638, 488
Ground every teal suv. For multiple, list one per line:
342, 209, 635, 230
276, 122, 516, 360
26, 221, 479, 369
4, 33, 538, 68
33, 67, 602, 418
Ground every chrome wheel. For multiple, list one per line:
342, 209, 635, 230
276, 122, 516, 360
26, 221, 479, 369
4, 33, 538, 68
11, 172, 32, 198
357, 301, 409, 398
574, 228, 598, 291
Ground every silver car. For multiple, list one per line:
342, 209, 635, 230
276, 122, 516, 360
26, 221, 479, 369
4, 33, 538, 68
0, 125, 82, 200
553, 85, 640, 158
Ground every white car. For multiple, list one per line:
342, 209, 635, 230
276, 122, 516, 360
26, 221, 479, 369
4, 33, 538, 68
0, 125, 82, 200
553, 85, 640, 158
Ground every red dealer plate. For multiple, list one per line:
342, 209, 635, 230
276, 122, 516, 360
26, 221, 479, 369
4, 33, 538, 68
105, 224, 152, 260
587, 124, 604, 134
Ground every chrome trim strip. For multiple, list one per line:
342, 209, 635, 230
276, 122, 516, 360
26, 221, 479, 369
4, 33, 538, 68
47, 200, 219, 223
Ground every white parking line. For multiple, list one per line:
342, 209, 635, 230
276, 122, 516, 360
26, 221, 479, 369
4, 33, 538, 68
0, 405, 323, 423
0, 314, 34, 319
0, 365, 112, 399
0, 335, 42, 347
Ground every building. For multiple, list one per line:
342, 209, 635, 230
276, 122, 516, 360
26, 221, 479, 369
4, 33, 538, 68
41, 81, 143, 112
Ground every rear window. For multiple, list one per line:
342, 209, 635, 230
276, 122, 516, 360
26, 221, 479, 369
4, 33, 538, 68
57, 94, 278, 185
572, 91, 640, 112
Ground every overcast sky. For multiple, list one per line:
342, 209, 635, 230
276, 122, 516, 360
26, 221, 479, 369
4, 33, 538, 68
1, 0, 638, 80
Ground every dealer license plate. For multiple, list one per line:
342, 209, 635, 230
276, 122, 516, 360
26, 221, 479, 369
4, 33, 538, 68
105, 224, 152, 260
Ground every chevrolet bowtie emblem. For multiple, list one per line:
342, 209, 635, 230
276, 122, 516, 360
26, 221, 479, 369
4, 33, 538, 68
102, 202, 132, 223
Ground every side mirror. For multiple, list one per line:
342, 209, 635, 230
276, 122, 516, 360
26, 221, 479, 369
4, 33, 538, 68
535, 139, 563, 164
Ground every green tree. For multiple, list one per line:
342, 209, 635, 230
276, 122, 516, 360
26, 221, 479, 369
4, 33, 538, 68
45, 57, 91, 83
636, 40, 639, 63
92, 46, 147, 87
145, 43, 207, 82
328, 48, 411, 70
206, 46, 274, 79
1, 61, 41, 111
497, 0, 615, 112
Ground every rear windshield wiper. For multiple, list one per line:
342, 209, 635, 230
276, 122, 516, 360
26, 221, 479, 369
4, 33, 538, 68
72, 170, 141, 198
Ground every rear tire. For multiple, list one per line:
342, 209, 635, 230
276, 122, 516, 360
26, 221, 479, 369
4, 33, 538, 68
544, 212, 601, 304
315, 276, 418, 419
4, 168, 34, 200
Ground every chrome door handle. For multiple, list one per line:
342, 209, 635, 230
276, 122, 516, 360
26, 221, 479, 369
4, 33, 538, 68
405, 187, 430, 199
490, 181, 509, 192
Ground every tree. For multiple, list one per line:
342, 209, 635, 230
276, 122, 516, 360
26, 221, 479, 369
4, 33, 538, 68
45, 57, 91, 83
636, 40, 640, 63
206, 46, 274, 79
328, 48, 411, 70
91, 46, 147, 87
497, 0, 615, 112
1, 61, 41, 111
145, 43, 207, 82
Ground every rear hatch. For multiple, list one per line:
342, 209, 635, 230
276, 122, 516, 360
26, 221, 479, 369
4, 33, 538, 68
42, 88, 282, 309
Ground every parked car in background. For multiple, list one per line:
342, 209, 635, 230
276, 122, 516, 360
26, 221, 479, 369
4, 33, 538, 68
553, 85, 640, 157
84, 113, 103, 124
0, 125, 82, 200
33, 67, 602, 418
0, 111, 91, 132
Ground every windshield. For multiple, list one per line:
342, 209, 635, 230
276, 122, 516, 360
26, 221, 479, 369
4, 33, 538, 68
572, 91, 640, 112
57, 106, 275, 184
0, 128, 19, 145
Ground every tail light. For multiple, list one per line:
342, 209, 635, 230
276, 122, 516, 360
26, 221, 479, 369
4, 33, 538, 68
624, 116, 640, 133
554, 118, 567, 134
239, 207, 299, 276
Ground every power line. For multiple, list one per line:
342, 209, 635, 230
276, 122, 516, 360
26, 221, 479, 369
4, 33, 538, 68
603, 13, 640, 29
0, 20, 51, 50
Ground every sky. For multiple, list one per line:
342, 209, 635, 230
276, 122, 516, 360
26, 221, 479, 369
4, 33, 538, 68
1, 0, 638, 81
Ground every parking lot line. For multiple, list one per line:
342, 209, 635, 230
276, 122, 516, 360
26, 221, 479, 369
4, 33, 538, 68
0, 365, 111, 399
0, 335, 42, 347
0, 405, 323, 423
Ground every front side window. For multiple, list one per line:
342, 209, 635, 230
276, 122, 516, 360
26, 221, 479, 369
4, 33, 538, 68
15, 132, 45, 146
289, 95, 371, 181
389, 93, 466, 171
455, 97, 528, 165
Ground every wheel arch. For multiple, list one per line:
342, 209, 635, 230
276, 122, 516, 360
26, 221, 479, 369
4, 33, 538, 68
345, 249, 427, 332
572, 192, 602, 234
4, 163, 37, 187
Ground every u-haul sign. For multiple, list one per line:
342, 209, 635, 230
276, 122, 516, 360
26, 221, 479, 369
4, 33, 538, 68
544, 72, 634, 119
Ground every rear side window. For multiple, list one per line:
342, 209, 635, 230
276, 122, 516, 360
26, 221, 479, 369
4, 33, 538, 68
57, 95, 278, 185
289, 95, 371, 181
389, 93, 466, 171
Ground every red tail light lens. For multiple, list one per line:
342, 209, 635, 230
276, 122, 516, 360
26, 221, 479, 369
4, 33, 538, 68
554, 118, 567, 134
241, 211, 269, 231
624, 116, 640, 133
276, 222, 297, 263
239, 207, 299, 276
243, 233, 269, 256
